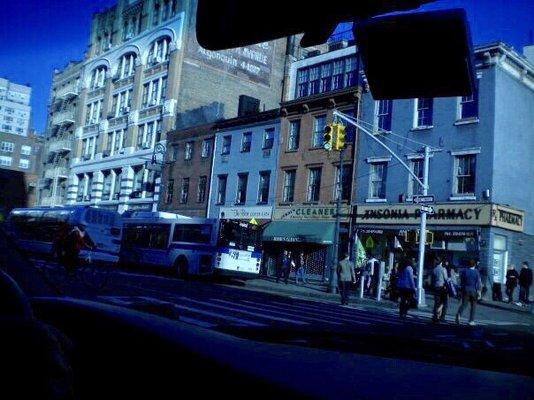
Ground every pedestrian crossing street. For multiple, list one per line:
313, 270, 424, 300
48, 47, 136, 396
98, 292, 432, 330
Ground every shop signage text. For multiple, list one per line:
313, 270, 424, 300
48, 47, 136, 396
356, 203, 524, 232
273, 205, 350, 221
220, 206, 273, 220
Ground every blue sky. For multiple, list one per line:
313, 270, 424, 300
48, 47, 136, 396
0, 0, 532, 133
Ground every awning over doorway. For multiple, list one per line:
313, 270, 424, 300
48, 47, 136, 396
262, 221, 336, 244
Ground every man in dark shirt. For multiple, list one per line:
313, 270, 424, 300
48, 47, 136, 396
519, 261, 532, 305
455, 259, 481, 326
505, 264, 519, 303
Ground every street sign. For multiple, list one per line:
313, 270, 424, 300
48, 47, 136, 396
420, 205, 435, 214
412, 195, 435, 204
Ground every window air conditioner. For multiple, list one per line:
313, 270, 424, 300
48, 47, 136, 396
121, 106, 130, 114
125, 33, 133, 40
83, 195, 91, 201
151, 99, 158, 106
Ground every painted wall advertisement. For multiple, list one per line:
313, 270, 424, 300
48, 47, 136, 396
219, 206, 272, 220
186, 33, 274, 86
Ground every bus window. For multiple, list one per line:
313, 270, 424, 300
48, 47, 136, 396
149, 225, 171, 249
172, 224, 212, 244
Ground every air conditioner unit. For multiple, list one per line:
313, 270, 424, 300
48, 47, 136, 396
328, 40, 348, 52
118, 149, 125, 154
83, 154, 91, 161
90, 118, 98, 125
106, 43, 113, 50
154, 56, 163, 64
102, 150, 110, 158
150, 99, 159, 106
125, 33, 133, 40
121, 106, 130, 114
113, 193, 120, 200
83, 195, 91, 201
142, 143, 151, 150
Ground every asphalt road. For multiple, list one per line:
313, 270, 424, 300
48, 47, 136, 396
27, 258, 534, 378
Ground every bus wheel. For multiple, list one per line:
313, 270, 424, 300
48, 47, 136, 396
176, 258, 189, 279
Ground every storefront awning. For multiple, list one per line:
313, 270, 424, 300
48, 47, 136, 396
262, 221, 335, 244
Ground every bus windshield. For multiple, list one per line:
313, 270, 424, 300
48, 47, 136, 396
217, 220, 262, 251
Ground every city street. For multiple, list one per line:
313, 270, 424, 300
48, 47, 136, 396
30, 257, 534, 377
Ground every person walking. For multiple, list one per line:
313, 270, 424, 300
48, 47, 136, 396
337, 252, 356, 306
432, 257, 449, 323
397, 259, 416, 319
276, 250, 290, 284
505, 264, 519, 303
455, 259, 482, 326
477, 260, 489, 302
295, 252, 307, 285
60, 225, 95, 273
519, 261, 532, 305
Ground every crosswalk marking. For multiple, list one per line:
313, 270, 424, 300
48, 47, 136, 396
241, 300, 373, 326
214, 299, 347, 326
178, 316, 216, 328
269, 300, 405, 325
178, 297, 310, 326
170, 303, 267, 327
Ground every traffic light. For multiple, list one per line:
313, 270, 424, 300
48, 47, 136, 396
404, 229, 433, 245
323, 124, 334, 151
424, 230, 434, 245
334, 123, 347, 150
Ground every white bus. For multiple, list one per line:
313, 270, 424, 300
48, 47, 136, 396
5, 206, 122, 263
120, 212, 262, 279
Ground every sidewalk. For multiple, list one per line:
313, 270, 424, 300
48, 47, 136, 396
241, 277, 534, 327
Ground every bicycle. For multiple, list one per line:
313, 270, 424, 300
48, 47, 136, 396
34, 248, 112, 293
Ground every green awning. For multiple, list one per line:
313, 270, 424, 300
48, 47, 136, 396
262, 221, 335, 244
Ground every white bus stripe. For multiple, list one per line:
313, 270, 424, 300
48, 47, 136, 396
178, 297, 310, 326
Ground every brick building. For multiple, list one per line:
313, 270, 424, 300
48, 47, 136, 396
159, 123, 215, 217
263, 42, 362, 280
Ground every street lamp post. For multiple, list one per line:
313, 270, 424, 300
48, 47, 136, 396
416, 145, 430, 306
329, 146, 345, 294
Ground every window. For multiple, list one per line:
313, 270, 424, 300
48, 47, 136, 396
217, 175, 227, 204
1, 141, 14, 153
297, 69, 309, 98
132, 167, 144, 193
241, 132, 252, 152
180, 178, 189, 203
415, 98, 433, 127
142, 77, 167, 107
184, 141, 194, 160
312, 115, 326, 147
263, 128, 274, 149
137, 120, 160, 149
320, 63, 332, 92
76, 174, 86, 200
454, 154, 476, 195
408, 159, 424, 198
308, 66, 320, 95
282, 170, 296, 203
236, 173, 248, 205
111, 90, 132, 117
0, 156, 12, 166
197, 176, 207, 203
221, 135, 231, 155
165, 179, 174, 204
459, 88, 479, 120
18, 159, 30, 169
369, 162, 387, 199
201, 139, 211, 158
85, 100, 103, 124
258, 171, 270, 204
287, 120, 300, 151
113, 171, 122, 199
376, 100, 393, 132
170, 144, 179, 161
172, 224, 212, 244
89, 66, 107, 90
334, 165, 352, 201
332, 59, 344, 90
102, 171, 113, 200
113, 130, 124, 153
344, 56, 358, 87
147, 37, 171, 64
118, 53, 136, 79
20, 145, 31, 155
307, 168, 322, 202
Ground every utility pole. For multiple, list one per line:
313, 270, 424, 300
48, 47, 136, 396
329, 146, 344, 294
416, 145, 430, 306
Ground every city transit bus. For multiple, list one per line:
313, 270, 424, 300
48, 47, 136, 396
5, 206, 122, 263
120, 211, 262, 279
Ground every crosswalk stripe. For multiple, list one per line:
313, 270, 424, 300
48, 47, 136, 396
213, 299, 346, 326
178, 316, 216, 328
269, 301, 404, 325
172, 303, 267, 327
239, 300, 372, 326
178, 297, 310, 326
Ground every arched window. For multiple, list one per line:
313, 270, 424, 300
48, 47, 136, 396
89, 66, 107, 90
147, 36, 171, 65
117, 53, 137, 79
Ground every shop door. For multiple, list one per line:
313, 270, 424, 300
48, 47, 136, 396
492, 251, 507, 284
